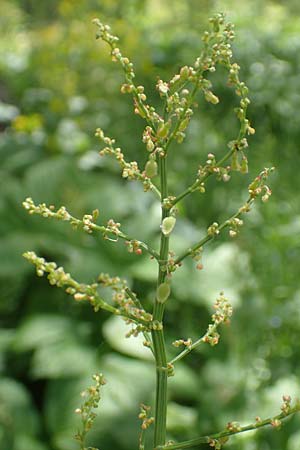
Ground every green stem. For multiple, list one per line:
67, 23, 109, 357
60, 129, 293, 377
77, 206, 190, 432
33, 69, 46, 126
160, 404, 300, 450
171, 148, 235, 207
169, 322, 218, 365
174, 196, 253, 265
152, 156, 169, 448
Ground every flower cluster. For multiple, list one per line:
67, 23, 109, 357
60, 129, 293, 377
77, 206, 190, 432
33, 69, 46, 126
207, 222, 220, 237
139, 404, 154, 430
226, 421, 241, 432
203, 292, 233, 346
93, 19, 161, 129
96, 127, 158, 194
23, 252, 112, 313
172, 338, 192, 349
23, 197, 71, 221
281, 395, 292, 415
22, 197, 100, 234
74, 373, 106, 449
208, 438, 224, 449
191, 246, 204, 270
98, 273, 152, 325
125, 239, 143, 255
248, 167, 274, 202
227, 217, 244, 238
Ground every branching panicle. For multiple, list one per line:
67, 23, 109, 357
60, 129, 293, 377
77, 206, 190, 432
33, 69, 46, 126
74, 373, 106, 450
22, 13, 297, 450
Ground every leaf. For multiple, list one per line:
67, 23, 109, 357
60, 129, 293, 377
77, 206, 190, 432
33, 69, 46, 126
102, 315, 153, 361
167, 402, 197, 432
0, 378, 40, 437
13, 315, 75, 352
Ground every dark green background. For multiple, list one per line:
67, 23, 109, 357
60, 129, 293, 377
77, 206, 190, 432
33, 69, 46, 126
0, 1, 300, 449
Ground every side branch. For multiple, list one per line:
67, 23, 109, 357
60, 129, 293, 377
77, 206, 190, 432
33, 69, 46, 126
170, 293, 232, 365
23, 251, 152, 327
160, 400, 300, 450
174, 196, 254, 266
171, 147, 235, 207
22, 197, 160, 261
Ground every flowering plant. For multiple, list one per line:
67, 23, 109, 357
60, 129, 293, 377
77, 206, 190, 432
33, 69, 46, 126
22, 13, 299, 450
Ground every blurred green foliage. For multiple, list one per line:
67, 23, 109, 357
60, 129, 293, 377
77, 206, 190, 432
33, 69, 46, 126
0, 0, 300, 449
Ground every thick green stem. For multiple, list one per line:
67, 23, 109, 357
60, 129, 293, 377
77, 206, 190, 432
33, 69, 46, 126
152, 156, 169, 449
160, 404, 300, 450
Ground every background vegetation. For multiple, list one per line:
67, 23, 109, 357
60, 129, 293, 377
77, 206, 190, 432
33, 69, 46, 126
0, 1, 300, 449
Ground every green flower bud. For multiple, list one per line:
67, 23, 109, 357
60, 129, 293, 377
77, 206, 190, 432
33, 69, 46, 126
157, 121, 171, 139
180, 65, 190, 80
146, 140, 155, 152
204, 90, 219, 105
145, 160, 158, 178
178, 117, 190, 132
231, 151, 240, 171
156, 282, 171, 303
161, 216, 176, 236
240, 156, 248, 174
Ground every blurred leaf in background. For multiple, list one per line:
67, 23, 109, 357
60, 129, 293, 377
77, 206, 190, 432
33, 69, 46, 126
0, 0, 300, 449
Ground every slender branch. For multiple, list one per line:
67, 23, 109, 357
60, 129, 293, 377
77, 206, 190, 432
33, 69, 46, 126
164, 76, 202, 155
171, 148, 235, 207
169, 323, 217, 366
23, 251, 151, 328
160, 403, 300, 450
93, 19, 157, 132
174, 196, 254, 265
22, 197, 160, 261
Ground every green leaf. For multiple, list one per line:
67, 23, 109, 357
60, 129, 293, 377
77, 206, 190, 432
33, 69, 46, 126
102, 316, 153, 361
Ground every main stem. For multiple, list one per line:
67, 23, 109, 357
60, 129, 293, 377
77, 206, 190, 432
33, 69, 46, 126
152, 155, 169, 449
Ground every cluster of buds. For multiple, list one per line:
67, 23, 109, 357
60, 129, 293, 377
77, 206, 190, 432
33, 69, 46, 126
74, 373, 106, 447
207, 222, 220, 237
142, 126, 156, 152
281, 395, 292, 415
166, 250, 182, 273
97, 128, 141, 179
191, 247, 204, 270
208, 438, 223, 449
93, 18, 164, 127
23, 252, 107, 313
199, 154, 231, 183
203, 292, 233, 346
228, 140, 249, 174
138, 404, 154, 430
226, 421, 241, 432
248, 167, 274, 202
125, 323, 150, 339
203, 324, 220, 346
98, 272, 129, 308
23, 197, 102, 235
105, 219, 121, 238
227, 217, 244, 238
92, 19, 134, 82
203, 89, 219, 105
172, 338, 192, 348
212, 292, 233, 325
22, 197, 71, 221
82, 210, 99, 234
125, 239, 143, 255
156, 79, 169, 97
97, 128, 157, 193
271, 418, 282, 429
97, 274, 152, 324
